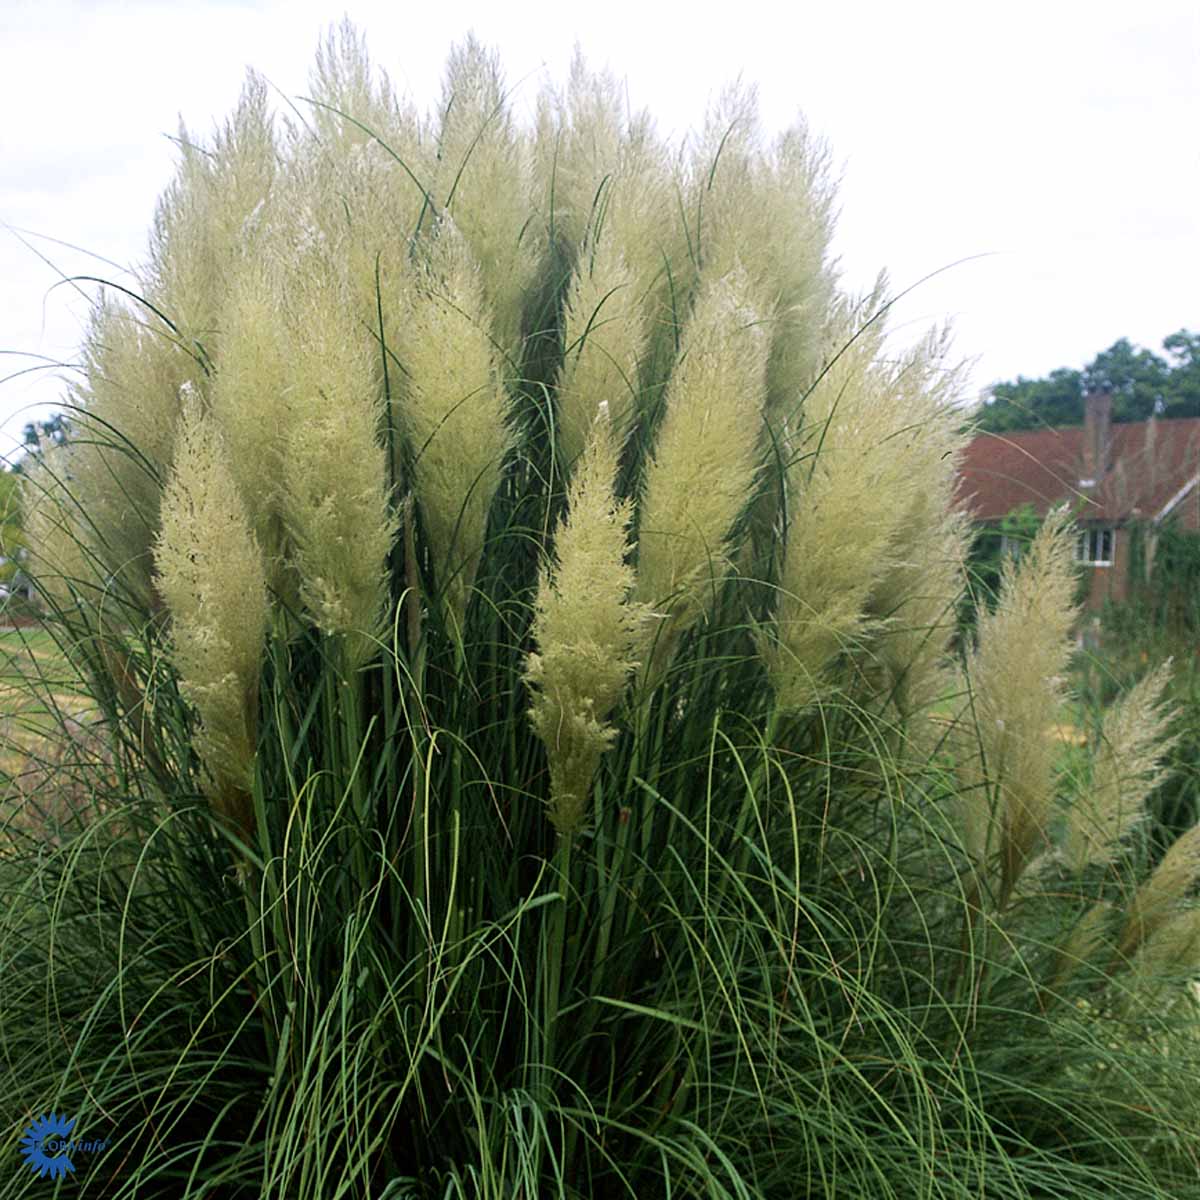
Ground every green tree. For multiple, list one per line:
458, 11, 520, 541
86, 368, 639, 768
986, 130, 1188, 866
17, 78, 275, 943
1083, 337, 1171, 420
976, 366, 1084, 431
14, 412, 70, 475
1161, 328, 1200, 417
975, 331, 1200, 432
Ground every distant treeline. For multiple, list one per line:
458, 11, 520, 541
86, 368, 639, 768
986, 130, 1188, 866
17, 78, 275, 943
974, 330, 1200, 433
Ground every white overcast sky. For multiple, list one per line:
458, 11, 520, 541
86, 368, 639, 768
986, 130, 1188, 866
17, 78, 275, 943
1, 0, 1196, 457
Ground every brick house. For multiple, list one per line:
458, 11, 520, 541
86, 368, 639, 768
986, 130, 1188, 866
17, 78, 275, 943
958, 393, 1200, 613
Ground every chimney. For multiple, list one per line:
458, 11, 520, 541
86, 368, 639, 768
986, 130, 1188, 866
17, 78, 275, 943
1080, 391, 1112, 487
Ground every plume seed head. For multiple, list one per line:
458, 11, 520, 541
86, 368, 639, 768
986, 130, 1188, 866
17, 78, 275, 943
155, 395, 269, 823
434, 36, 537, 359
953, 508, 1080, 901
634, 267, 768, 665
1063, 661, 1177, 872
278, 267, 397, 663
1120, 822, 1200, 960
764, 320, 965, 711
555, 232, 646, 474
526, 415, 649, 834
397, 216, 511, 623
1131, 907, 1200, 991
210, 259, 296, 597
21, 446, 95, 615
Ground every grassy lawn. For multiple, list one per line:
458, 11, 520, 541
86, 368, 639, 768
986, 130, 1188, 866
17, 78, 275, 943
0, 622, 98, 804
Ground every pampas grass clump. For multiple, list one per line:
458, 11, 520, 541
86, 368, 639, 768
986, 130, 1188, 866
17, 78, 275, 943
4, 24, 1200, 1200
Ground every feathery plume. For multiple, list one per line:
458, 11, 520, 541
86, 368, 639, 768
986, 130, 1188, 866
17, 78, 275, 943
554, 232, 646, 473
635, 268, 768, 677
146, 72, 277, 357
861, 329, 972, 727
686, 86, 836, 409
526, 412, 649, 834
279, 266, 397, 664
434, 36, 536, 361
953, 508, 1079, 904
304, 22, 431, 366
533, 51, 626, 253
308, 20, 414, 154
1119, 822, 1200, 960
1130, 907, 1200, 991
66, 299, 197, 603
765, 316, 941, 710
1062, 662, 1177, 872
155, 397, 269, 834
760, 125, 838, 413
397, 217, 511, 625
532, 53, 677, 332
209, 259, 296, 599
20, 446, 96, 615
1051, 901, 1116, 991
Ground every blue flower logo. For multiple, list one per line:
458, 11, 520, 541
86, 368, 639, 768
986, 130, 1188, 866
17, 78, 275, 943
19, 1112, 77, 1180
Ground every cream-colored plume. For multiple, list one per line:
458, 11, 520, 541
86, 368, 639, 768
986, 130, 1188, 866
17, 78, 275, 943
760, 124, 838, 413
861, 328, 973, 727
685, 85, 836, 410
554, 232, 646, 472
278, 266, 397, 665
526, 412, 648, 835
209, 260, 295, 599
953, 509, 1080, 904
1129, 907, 1200, 994
307, 19, 417, 154
20, 445, 95, 615
1050, 901, 1115, 991
155, 397, 269, 833
634, 268, 768, 678
146, 72, 277, 357
1118, 822, 1200, 960
533, 51, 626, 252
397, 217, 511, 625
532, 53, 677, 328
66, 299, 196, 603
89, 70, 276, 611
433, 36, 536, 361
765, 318, 938, 711
1062, 662, 1176, 872
302, 22, 432, 368
868, 509, 971, 731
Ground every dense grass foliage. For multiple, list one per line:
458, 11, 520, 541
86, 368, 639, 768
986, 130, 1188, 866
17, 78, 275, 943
3, 27, 1200, 1198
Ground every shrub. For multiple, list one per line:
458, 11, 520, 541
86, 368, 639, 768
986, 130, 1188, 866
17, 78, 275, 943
4, 25, 1200, 1199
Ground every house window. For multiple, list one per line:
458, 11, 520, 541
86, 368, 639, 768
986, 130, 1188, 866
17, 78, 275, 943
1076, 527, 1114, 566
999, 534, 1024, 560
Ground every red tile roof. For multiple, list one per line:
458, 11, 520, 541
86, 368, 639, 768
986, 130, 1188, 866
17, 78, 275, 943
958, 417, 1200, 523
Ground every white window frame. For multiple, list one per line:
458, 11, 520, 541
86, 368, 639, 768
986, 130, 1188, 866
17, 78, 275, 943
998, 533, 1024, 560
1075, 526, 1114, 567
